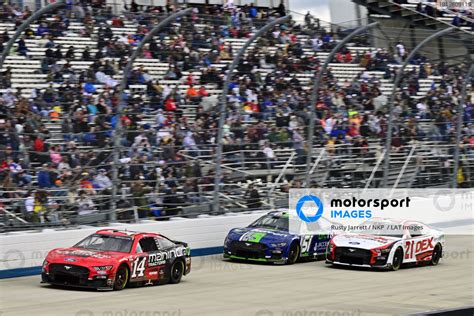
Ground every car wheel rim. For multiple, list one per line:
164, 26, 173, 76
117, 268, 127, 288
173, 263, 183, 279
433, 247, 440, 263
394, 251, 401, 268
289, 246, 297, 262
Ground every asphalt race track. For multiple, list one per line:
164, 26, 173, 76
0, 235, 472, 316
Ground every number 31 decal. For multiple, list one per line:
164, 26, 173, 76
131, 256, 146, 278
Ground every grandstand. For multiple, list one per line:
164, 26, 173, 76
0, 0, 472, 230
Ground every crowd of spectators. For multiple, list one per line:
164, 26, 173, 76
0, 1, 472, 226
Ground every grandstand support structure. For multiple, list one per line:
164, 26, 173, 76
304, 22, 379, 187
110, 8, 194, 220
382, 26, 457, 188
392, 144, 416, 189
364, 149, 386, 190
268, 152, 296, 208
453, 64, 474, 188
0, 0, 66, 71
213, 14, 292, 214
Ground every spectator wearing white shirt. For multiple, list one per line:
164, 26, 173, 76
263, 142, 276, 159
416, 99, 429, 119
24, 191, 35, 216
93, 169, 113, 190
77, 191, 96, 216
395, 41, 406, 61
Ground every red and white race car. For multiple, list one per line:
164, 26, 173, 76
42, 229, 191, 290
326, 218, 444, 270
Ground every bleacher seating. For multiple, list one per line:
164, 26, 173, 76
0, 2, 472, 230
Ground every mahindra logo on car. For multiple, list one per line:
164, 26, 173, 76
148, 247, 187, 267
349, 241, 360, 245
64, 265, 72, 270
348, 249, 356, 252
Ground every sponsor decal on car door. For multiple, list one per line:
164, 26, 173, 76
404, 236, 434, 263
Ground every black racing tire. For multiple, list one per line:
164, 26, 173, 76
113, 265, 129, 290
431, 244, 442, 266
169, 259, 184, 284
390, 247, 403, 271
287, 242, 300, 265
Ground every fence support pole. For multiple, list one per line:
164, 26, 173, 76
0, 0, 66, 70
382, 26, 456, 188
452, 63, 474, 188
305, 22, 379, 186
110, 8, 193, 221
213, 15, 291, 213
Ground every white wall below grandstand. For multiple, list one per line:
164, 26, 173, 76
0, 211, 267, 272
1, 205, 472, 273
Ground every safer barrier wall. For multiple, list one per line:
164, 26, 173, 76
0, 211, 266, 278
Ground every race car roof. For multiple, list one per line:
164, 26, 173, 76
267, 210, 289, 218
368, 217, 408, 225
95, 229, 159, 238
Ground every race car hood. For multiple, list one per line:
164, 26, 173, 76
45, 247, 128, 266
332, 234, 401, 250
226, 227, 294, 245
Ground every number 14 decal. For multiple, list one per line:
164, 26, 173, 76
132, 256, 146, 278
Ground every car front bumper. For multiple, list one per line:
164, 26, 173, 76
223, 242, 287, 264
41, 271, 114, 290
325, 259, 389, 269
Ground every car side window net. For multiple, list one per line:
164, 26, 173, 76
139, 237, 159, 252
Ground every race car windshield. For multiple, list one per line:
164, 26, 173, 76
74, 234, 133, 253
249, 214, 289, 231
352, 221, 404, 237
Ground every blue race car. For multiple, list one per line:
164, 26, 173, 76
223, 211, 332, 264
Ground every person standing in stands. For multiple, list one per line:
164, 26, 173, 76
395, 41, 406, 62
24, 190, 38, 223
277, 0, 286, 16
249, 3, 258, 19
245, 183, 261, 209
17, 36, 28, 56
130, 0, 139, 13
305, 11, 313, 28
